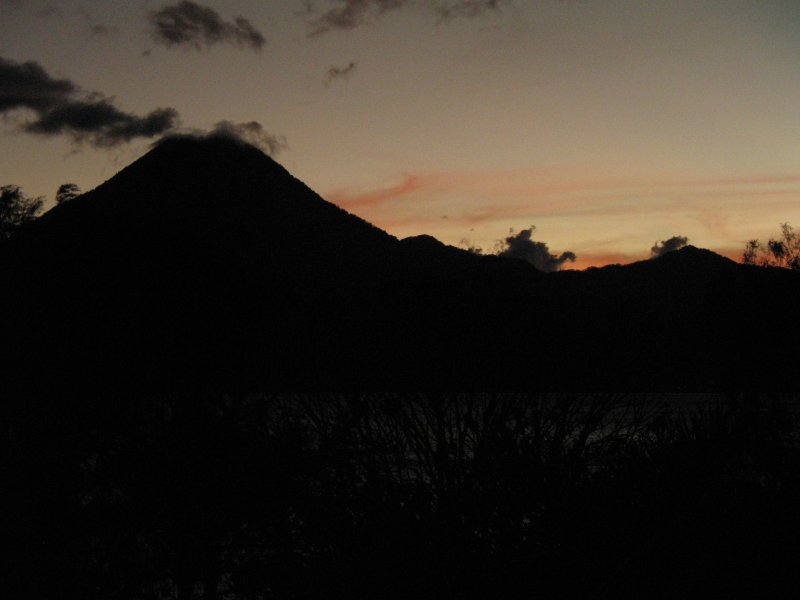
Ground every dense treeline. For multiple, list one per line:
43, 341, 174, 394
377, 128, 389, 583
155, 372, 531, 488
9, 394, 800, 599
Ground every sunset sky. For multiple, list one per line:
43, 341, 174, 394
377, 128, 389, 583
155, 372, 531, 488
2, 0, 798, 268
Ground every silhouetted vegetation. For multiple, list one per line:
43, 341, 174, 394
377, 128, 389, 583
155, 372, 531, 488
743, 223, 800, 271
0, 184, 42, 240
10, 393, 800, 599
55, 182, 81, 205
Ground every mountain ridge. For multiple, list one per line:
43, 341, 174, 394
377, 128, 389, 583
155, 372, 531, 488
3, 137, 798, 391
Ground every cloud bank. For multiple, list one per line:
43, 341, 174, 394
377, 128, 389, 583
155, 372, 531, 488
149, 1, 265, 51
0, 56, 178, 147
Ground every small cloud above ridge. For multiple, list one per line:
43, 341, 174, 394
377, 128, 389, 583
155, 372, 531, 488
650, 235, 689, 259
159, 121, 288, 157
210, 121, 287, 156
497, 226, 576, 272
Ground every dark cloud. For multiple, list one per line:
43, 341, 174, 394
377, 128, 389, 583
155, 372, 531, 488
26, 100, 179, 147
324, 61, 358, 85
303, 0, 511, 33
149, 1, 265, 51
435, 0, 509, 21
0, 57, 76, 112
497, 226, 576, 272
650, 235, 689, 258
209, 121, 287, 156
305, 0, 410, 36
0, 56, 179, 147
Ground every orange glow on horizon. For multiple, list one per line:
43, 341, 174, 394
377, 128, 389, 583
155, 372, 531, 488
324, 166, 799, 272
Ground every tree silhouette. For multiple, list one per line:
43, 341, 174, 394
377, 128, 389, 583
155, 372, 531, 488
55, 183, 81, 205
10, 392, 800, 599
743, 223, 799, 270
1, 184, 43, 240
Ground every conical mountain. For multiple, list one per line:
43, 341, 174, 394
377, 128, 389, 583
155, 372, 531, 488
33, 134, 397, 272
2, 136, 536, 390
3, 136, 799, 391
4, 137, 394, 388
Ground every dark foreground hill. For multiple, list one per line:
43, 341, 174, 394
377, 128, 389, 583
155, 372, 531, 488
3, 135, 799, 390
6, 137, 800, 600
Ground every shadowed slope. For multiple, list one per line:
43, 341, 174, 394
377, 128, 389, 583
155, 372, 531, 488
5, 136, 392, 389
2, 136, 539, 390
538, 246, 799, 388
3, 137, 799, 390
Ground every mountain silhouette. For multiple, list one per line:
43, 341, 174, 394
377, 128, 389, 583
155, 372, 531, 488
3, 135, 799, 390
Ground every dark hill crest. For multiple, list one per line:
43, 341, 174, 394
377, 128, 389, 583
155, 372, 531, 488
38, 134, 394, 249
651, 244, 738, 270
3, 137, 799, 391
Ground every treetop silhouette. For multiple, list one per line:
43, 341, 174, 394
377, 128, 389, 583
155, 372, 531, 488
744, 223, 799, 271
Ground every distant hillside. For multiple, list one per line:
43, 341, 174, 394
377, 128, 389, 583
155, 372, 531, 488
3, 136, 798, 390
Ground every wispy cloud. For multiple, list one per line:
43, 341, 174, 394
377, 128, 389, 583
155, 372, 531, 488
328, 175, 429, 208
209, 120, 287, 155
305, 0, 410, 36
435, 0, 511, 22
328, 168, 800, 217
0, 56, 178, 147
149, 1, 265, 51
326, 166, 800, 268
303, 0, 511, 35
78, 7, 119, 37
324, 61, 358, 85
